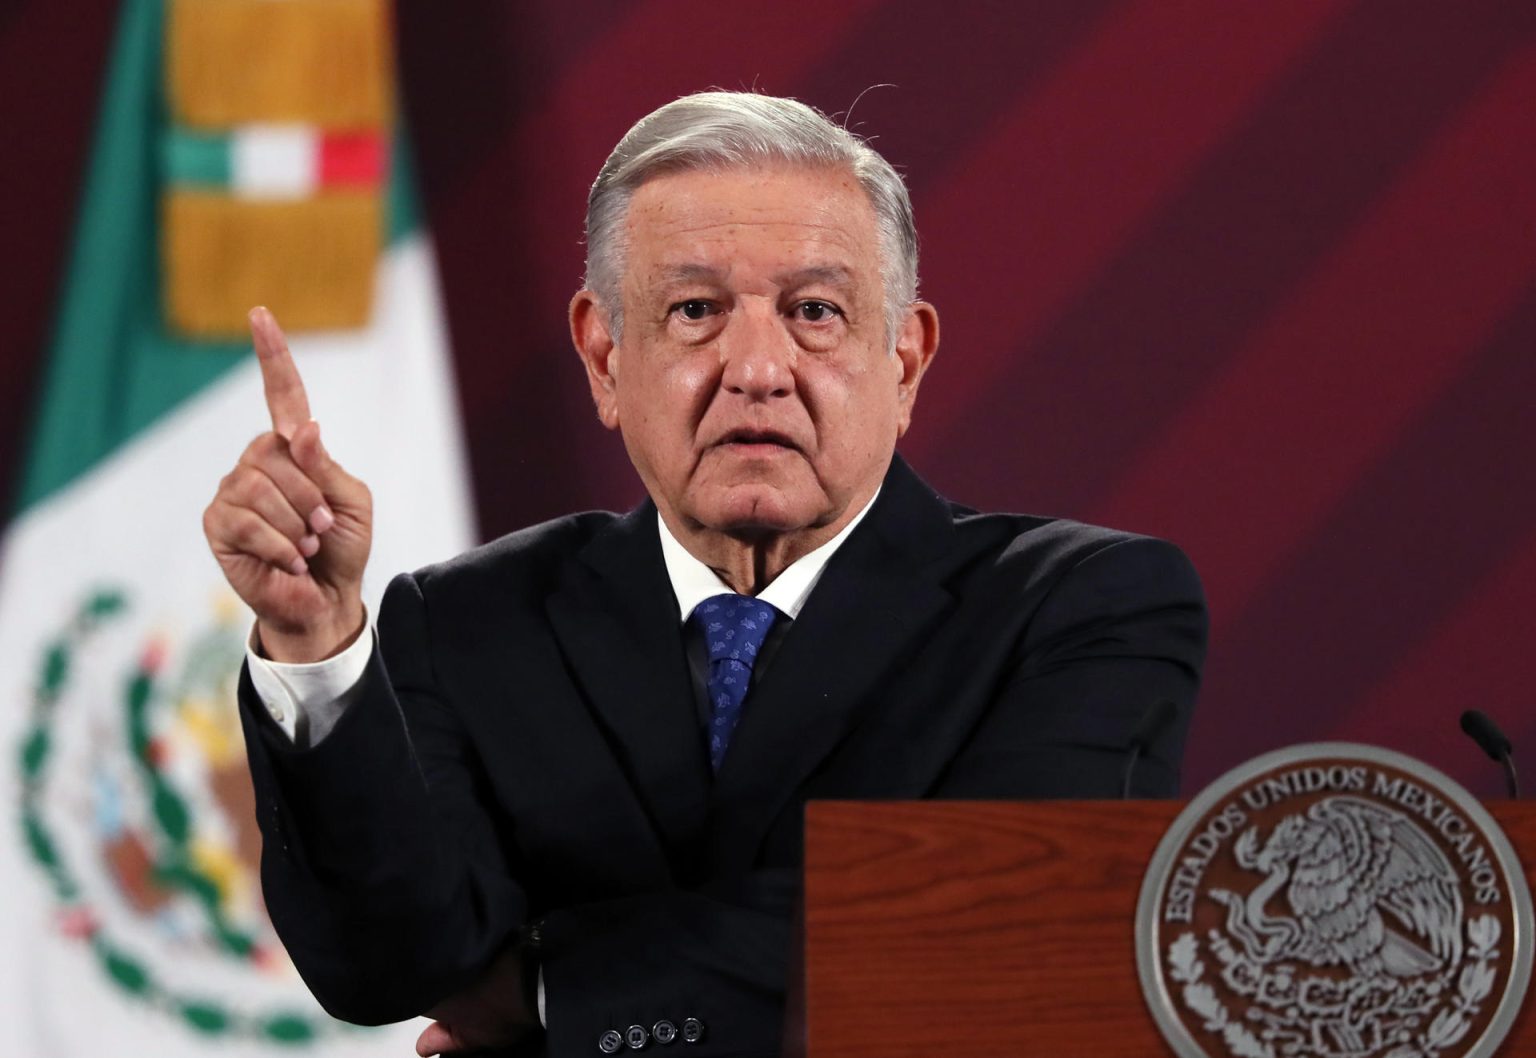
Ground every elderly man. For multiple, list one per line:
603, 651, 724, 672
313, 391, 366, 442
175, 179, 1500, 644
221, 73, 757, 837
205, 92, 1207, 1057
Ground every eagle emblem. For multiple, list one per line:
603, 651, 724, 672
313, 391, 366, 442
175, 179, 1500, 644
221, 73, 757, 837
1211, 796, 1463, 982
1136, 744, 1532, 1058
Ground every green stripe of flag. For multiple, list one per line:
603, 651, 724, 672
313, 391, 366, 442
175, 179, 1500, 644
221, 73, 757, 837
162, 128, 231, 188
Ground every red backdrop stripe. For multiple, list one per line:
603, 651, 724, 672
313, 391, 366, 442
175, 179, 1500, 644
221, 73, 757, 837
1091, 42, 1536, 626
1183, 285, 1536, 784
919, 0, 1533, 520
903, 0, 1351, 442
0, 0, 120, 516
788, 0, 1125, 203
1338, 534, 1536, 767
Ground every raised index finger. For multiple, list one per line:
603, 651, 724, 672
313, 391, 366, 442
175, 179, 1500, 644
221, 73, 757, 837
250, 306, 311, 439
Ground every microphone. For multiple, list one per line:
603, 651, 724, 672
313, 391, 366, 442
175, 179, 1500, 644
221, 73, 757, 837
1459, 709, 1520, 798
1122, 699, 1178, 799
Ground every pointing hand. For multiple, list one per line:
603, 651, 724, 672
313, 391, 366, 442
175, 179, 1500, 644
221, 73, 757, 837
202, 308, 373, 662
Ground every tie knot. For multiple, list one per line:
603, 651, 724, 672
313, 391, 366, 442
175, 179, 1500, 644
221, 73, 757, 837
691, 593, 779, 664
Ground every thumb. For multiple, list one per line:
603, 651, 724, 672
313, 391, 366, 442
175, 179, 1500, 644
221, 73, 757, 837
416, 1020, 461, 1057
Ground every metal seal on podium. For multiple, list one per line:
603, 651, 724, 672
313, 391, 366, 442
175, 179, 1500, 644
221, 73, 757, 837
1136, 743, 1532, 1058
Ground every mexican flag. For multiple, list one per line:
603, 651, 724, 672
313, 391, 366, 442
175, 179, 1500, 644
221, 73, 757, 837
0, 0, 472, 1053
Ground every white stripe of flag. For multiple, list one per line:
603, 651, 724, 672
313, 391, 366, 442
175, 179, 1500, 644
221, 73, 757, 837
231, 124, 319, 200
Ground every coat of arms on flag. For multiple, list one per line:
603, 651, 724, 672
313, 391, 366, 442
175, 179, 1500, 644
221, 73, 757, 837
18, 587, 347, 1044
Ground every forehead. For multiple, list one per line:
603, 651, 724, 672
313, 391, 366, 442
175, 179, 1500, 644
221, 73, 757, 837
622, 165, 882, 282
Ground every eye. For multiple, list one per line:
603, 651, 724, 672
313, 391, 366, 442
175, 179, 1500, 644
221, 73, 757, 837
671, 299, 716, 321
794, 300, 842, 323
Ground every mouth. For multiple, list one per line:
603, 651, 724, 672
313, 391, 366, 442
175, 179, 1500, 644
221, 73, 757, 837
714, 428, 800, 452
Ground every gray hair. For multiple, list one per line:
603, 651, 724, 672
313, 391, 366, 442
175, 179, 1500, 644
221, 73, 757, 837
583, 91, 919, 348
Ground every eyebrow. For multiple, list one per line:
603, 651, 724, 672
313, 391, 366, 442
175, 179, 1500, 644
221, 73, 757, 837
651, 263, 858, 290
780, 268, 854, 288
776, 265, 856, 290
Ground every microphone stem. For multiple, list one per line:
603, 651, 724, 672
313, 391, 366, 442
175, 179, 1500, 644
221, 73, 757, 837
1503, 756, 1520, 799
1122, 745, 1142, 800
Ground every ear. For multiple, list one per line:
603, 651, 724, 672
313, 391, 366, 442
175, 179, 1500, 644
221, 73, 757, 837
570, 290, 622, 431
892, 301, 939, 437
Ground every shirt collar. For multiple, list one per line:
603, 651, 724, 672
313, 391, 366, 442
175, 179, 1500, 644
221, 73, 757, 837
657, 489, 880, 623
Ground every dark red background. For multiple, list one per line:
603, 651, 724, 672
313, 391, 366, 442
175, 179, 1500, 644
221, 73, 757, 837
5, 1, 1533, 795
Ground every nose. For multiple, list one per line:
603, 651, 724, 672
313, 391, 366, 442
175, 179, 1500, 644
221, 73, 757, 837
718, 299, 794, 400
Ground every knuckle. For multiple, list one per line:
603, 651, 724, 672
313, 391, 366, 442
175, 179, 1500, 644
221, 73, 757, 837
225, 467, 260, 504
229, 510, 264, 551
205, 501, 242, 544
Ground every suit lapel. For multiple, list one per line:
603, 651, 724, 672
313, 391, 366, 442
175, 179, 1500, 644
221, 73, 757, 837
707, 458, 957, 873
545, 503, 713, 865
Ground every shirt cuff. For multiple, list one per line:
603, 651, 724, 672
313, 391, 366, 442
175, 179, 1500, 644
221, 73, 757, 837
245, 616, 374, 747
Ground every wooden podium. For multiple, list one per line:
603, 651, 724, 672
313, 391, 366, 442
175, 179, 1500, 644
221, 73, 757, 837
798, 801, 1535, 1057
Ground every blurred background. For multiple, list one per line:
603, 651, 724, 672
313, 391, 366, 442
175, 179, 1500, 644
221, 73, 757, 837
1, 0, 1533, 1051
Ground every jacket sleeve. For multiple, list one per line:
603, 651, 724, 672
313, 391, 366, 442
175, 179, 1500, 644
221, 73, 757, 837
933, 534, 1209, 799
239, 570, 525, 1025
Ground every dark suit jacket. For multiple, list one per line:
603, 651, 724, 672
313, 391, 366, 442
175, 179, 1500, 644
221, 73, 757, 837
239, 456, 1207, 1057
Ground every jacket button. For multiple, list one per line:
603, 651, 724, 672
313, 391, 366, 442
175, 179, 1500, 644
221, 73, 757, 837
681, 1017, 705, 1044
653, 1019, 678, 1045
625, 1024, 649, 1050
599, 1029, 624, 1054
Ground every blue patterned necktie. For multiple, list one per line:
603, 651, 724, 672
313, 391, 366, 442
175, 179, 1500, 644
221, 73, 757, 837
690, 594, 780, 772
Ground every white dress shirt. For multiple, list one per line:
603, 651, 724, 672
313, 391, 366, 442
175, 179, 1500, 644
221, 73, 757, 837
655, 490, 878, 625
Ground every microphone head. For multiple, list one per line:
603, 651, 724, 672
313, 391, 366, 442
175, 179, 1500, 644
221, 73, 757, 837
1460, 709, 1513, 761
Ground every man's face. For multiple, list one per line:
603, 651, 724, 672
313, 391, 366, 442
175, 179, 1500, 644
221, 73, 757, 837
572, 164, 937, 544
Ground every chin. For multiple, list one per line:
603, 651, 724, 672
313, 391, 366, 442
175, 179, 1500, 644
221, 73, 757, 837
691, 485, 824, 536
